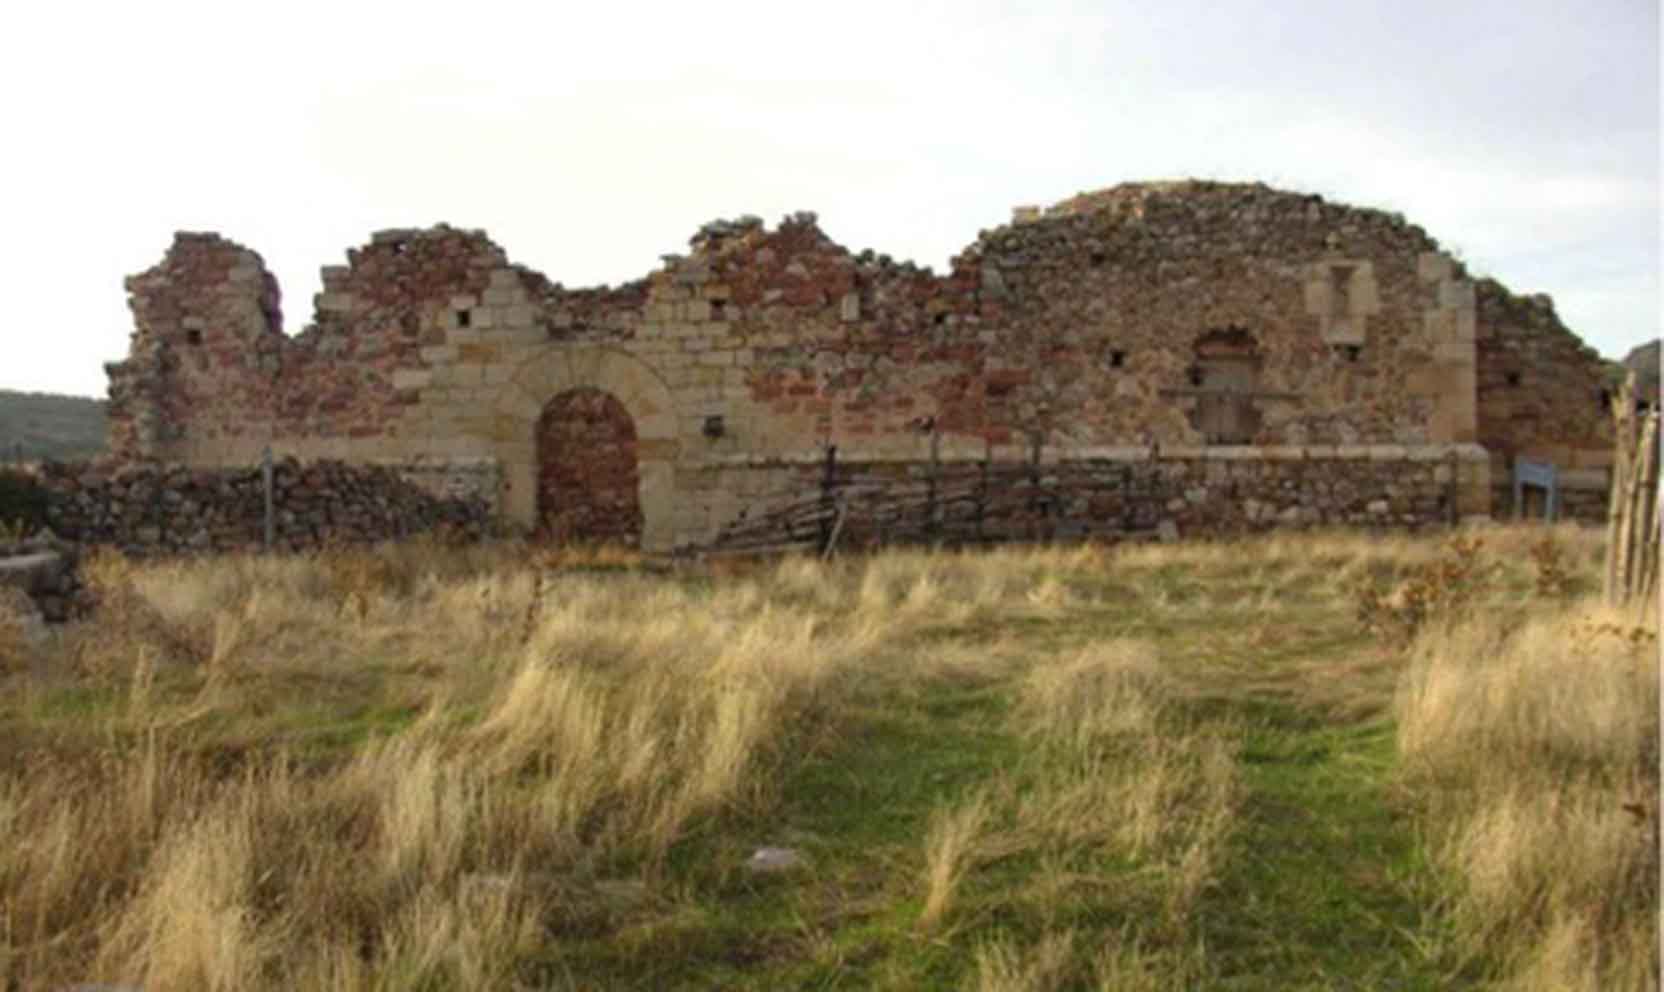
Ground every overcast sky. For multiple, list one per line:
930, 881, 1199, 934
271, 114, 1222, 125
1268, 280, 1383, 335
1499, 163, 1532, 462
3, 0, 1657, 398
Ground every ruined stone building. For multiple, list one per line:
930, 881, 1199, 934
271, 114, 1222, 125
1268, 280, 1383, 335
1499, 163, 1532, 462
103, 181, 1617, 551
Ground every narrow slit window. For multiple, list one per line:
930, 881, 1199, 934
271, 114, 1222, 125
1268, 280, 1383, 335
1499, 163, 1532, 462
185, 329, 203, 346
457, 309, 472, 328
1108, 349, 1127, 369
711, 299, 726, 320
1506, 371, 1522, 387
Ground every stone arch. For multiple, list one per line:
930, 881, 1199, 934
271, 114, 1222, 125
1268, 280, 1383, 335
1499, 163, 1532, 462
495, 347, 680, 550
536, 387, 643, 545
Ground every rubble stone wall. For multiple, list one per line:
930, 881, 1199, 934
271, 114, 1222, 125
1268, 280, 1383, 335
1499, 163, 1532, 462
103, 181, 1614, 551
37, 458, 489, 555
679, 443, 1491, 548
1475, 280, 1616, 462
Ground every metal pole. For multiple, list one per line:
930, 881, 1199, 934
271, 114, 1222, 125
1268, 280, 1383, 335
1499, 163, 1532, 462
262, 446, 274, 551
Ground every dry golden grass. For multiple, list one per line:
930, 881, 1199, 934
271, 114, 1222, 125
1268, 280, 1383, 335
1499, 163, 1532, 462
972, 929, 1076, 991
1396, 599, 1659, 990
916, 640, 1241, 950
0, 524, 1648, 989
0, 538, 1125, 989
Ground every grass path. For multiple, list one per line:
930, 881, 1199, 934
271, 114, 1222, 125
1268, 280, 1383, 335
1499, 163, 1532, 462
546, 593, 1459, 989
1196, 703, 1443, 990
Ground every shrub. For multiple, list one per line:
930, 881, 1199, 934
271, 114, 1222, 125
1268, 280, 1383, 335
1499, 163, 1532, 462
1528, 533, 1576, 600
0, 468, 47, 537
1352, 533, 1496, 643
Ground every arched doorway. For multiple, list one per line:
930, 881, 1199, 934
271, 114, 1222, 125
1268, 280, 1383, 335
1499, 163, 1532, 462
535, 387, 644, 545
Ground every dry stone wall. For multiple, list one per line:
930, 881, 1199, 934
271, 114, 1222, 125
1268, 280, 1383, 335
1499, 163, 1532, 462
686, 444, 1491, 550
102, 181, 1615, 551
38, 458, 489, 555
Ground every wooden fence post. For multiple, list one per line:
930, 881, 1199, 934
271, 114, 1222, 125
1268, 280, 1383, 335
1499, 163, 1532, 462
1604, 373, 1661, 613
262, 446, 275, 552
818, 444, 837, 555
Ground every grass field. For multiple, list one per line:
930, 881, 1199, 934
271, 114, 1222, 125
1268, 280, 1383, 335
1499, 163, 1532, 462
0, 524, 1655, 990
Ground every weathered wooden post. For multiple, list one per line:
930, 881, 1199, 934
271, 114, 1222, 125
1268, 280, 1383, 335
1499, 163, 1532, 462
1603, 373, 1661, 613
262, 446, 275, 552
975, 457, 989, 544
818, 444, 837, 555
925, 427, 941, 545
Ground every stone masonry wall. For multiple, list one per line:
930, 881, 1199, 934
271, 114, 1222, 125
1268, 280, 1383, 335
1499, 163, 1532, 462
681, 444, 1491, 550
1470, 279, 1617, 524
102, 181, 1609, 551
38, 458, 489, 555
1475, 278, 1615, 460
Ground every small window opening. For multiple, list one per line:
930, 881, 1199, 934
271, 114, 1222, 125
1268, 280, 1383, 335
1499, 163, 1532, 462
933, 311, 948, 326
457, 309, 472, 328
185, 329, 203, 346
1599, 389, 1611, 411
391, 241, 408, 255
1108, 349, 1127, 369
711, 299, 727, 320
1089, 251, 1106, 267
1505, 371, 1522, 387
1334, 344, 1361, 362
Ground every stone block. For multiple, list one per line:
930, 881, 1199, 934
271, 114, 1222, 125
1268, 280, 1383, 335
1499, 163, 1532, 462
1418, 251, 1452, 282
1558, 468, 1609, 490
1570, 448, 1614, 470
456, 342, 500, 364
488, 268, 521, 289
1068, 446, 1150, 462
391, 369, 432, 391
1439, 280, 1476, 311
420, 346, 458, 364
1304, 278, 1332, 316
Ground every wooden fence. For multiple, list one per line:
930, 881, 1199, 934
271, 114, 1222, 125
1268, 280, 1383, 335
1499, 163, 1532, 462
1603, 373, 1660, 612
703, 443, 1154, 557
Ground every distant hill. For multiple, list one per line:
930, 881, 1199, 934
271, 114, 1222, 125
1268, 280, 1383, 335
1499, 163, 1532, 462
0, 389, 106, 463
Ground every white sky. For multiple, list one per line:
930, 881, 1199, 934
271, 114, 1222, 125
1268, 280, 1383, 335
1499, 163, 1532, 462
2, 0, 1658, 398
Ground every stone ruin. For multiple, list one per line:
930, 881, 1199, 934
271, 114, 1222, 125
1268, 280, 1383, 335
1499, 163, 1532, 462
93, 180, 1617, 552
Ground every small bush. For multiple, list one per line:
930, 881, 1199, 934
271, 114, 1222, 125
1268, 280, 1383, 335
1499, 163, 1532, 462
1353, 533, 1496, 643
0, 469, 47, 537
1528, 533, 1575, 600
